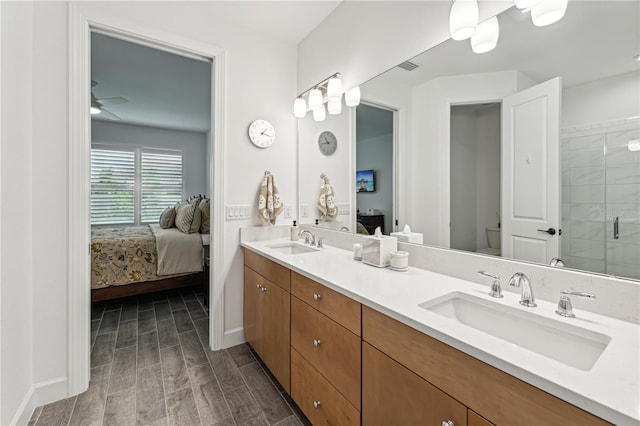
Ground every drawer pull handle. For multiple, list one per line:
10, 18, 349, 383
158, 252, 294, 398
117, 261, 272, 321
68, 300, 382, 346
441, 421, 454, 426
313, 339, 321, 347
313, 401, 321, 409
313, 293, 322, 301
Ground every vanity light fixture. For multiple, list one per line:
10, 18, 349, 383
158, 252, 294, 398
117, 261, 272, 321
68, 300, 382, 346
293, 98, 307, 118
530, 0, 568, 27
313, 104, 326, 122
471, 16, 499, 53
308, 88, 323, 111
449, 0, 479, 41
90, 104, 102, 115
328, 99, 342, 115
293, 72, 360, 118
344, 86, 361, 107
327, 76, 343, 102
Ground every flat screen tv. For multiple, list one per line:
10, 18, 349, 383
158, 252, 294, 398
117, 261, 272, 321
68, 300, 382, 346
356, 169, 375, 193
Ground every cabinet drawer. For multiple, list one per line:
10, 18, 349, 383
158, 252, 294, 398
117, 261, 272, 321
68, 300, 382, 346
244, 248, 290, 292
362, 342, 466, 426
362, 306, 609, 426
291, 296, 361, 408
291, 348, 359, 426
291, 271, 361, 336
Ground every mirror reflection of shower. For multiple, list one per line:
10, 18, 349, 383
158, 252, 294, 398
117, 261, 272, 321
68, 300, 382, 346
450, 103, 501, 255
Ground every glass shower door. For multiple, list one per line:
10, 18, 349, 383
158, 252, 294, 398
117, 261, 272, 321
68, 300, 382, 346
604, 123, 640, 280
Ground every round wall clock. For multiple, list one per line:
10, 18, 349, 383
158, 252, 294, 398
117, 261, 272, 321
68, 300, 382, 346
318, 130, 337, 156
248, 119, 276, 148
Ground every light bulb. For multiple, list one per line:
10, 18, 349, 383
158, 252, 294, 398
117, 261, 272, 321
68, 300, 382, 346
513, 0, 542, 9
293, 98, 307, 118
345, 86, 360, 107
313, 104, 326, 122
328, 99, 342, 115
628, 140, 640, 152
308, 88, 323, 111
471, 17, 499, 54
327, 77, 343, 102
449, 0, 479, 41
531, 0, 568, 27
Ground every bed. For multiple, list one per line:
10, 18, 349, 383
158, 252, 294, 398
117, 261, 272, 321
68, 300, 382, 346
90, 224, 207, 301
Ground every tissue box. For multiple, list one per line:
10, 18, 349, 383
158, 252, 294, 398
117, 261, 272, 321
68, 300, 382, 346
362, 235, 398, 267
389, 231, 424, 244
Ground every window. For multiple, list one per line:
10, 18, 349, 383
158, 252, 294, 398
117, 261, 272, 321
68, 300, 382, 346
91, 145, 183, 225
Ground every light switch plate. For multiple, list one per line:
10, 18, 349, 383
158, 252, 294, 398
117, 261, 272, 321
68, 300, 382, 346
226, 205, 251, 220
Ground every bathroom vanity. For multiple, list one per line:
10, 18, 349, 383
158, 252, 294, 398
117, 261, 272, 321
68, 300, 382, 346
240, 229, 639, 426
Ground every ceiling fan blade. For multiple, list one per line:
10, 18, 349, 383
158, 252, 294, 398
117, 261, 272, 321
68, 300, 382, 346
99, 107, 121, 120
97, 96, 128, 106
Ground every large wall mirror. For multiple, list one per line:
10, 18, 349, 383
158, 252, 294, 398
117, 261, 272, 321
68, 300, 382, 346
298, 1, 639, 281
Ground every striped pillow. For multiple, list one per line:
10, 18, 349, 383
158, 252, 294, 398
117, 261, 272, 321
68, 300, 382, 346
199, 198, 210, 233
159, 206, 176, 229
175, 201, 201, 234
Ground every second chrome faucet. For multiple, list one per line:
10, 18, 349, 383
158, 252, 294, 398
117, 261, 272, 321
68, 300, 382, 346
509, 272, 536, 307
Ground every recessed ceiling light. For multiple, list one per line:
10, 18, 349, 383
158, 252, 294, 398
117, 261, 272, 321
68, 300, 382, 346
634, 54, 640, 62
628, 140, 640, 152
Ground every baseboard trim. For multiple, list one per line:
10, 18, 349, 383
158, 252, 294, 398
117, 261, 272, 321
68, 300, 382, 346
11, 376, 69, 426
222, 327, 245, 349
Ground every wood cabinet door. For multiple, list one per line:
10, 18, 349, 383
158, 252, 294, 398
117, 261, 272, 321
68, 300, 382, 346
243, 266, 263, 356
362, 342, 467, 426
261, 279, 291, 393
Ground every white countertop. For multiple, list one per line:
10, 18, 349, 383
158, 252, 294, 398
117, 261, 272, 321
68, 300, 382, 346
241, 238, 640, 425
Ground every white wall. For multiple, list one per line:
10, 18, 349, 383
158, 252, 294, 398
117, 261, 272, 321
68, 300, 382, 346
1, 2, 34, 424
298, 110, 353, 228
1, 1, 300, 422
91, 121, 208, 198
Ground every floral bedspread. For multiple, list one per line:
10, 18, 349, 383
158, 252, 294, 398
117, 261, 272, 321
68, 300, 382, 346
91, 225, 162, 289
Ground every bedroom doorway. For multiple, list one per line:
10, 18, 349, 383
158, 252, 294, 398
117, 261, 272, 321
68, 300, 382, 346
69, 6, 226, 396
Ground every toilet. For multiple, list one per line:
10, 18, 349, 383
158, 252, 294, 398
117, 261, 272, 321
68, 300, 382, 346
478, 226, 501, 256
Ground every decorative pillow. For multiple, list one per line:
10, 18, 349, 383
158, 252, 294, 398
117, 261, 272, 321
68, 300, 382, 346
199, 198, 210, 234
159, 206, 176, 229
175, 201, 202, 234
187, 194, 203, 205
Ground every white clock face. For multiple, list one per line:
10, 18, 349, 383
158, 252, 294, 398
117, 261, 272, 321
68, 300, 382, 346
318, 131, 337, 156
248, 120, 276, 148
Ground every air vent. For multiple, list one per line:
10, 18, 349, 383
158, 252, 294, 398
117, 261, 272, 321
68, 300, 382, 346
397, 61, 419, 71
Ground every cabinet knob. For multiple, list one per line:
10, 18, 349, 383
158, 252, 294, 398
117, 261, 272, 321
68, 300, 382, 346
313, 339, 321, 347
441, 421, 454, 426
260, 286, 268, 292
256, 284, 261, 289
313, 400, 321, 409
312, 293, 322, 301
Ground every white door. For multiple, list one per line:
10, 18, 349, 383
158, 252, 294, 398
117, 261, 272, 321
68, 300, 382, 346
501, 77, 561, 263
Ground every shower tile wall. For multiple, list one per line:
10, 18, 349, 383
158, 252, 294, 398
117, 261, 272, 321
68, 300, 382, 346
561, 119, 640, 280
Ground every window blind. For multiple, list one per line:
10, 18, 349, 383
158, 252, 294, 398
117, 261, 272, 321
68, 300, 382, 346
91, 148, 135, 224
141, 150, 183, 223
90, 146, 183, 225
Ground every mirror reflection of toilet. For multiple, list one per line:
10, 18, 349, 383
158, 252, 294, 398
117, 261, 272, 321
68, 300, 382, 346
478, 226, 501, 256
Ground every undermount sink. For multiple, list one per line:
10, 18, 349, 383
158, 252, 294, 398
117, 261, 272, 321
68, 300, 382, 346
266, 242, 319, 255
419, 292, 611, 371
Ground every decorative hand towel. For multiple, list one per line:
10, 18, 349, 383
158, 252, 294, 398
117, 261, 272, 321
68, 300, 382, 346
317, 174, 338, 220
258, 171, 283, 225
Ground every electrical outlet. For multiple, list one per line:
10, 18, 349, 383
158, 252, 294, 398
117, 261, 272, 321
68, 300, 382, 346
338, 203, 350, 215
301, 204, 309, 217
284, 205, 292, 219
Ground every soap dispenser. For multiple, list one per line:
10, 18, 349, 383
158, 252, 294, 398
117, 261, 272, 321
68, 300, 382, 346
290, 220, 298, 241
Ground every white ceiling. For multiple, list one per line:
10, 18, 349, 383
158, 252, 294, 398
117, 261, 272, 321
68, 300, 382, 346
91, 1, 342, 132
366, 1, 640, 92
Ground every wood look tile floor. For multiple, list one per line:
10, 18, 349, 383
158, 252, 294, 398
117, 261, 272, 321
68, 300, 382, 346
29, 287, 308, 426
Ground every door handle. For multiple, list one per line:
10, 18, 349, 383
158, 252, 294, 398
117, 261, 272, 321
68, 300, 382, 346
614, 217, 619, 240
537, 227, 556, 235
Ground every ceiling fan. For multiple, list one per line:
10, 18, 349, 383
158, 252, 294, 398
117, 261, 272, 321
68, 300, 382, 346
90, 80, 128, 120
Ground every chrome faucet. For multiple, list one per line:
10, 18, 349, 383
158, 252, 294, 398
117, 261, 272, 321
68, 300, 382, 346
477, 270, 503, 298
339, 226, 350, 232
556, 289, 596, 318
299, 230, 316, 246
549, 258, 565, 267
508, 272, 536, 307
